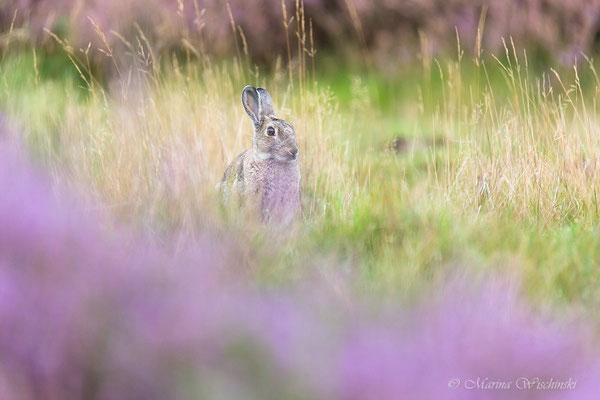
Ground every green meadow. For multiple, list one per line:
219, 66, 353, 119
2, 43, 600, 318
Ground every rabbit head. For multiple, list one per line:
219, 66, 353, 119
242, 86, 299, 162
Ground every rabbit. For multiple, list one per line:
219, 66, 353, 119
217, 86, 301, 224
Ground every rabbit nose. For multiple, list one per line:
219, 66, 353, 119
290, 147, 299, 156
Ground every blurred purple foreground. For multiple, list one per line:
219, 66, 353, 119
0, 117, 600, 399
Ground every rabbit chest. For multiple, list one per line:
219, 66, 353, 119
244, 157, 301, 221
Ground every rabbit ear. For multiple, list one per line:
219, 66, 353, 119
242, 86, 261, 126
256, 88, 275, 117
242, 86, 276, 127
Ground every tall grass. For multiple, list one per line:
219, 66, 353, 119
432, 41, 600, 225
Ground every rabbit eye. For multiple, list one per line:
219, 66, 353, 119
266, 127, 276, 136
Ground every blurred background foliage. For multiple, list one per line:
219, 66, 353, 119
1, 0, 599, 70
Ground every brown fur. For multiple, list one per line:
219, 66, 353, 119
218, 86, 301, 224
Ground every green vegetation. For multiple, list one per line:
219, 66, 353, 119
3, 46, 600, 318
